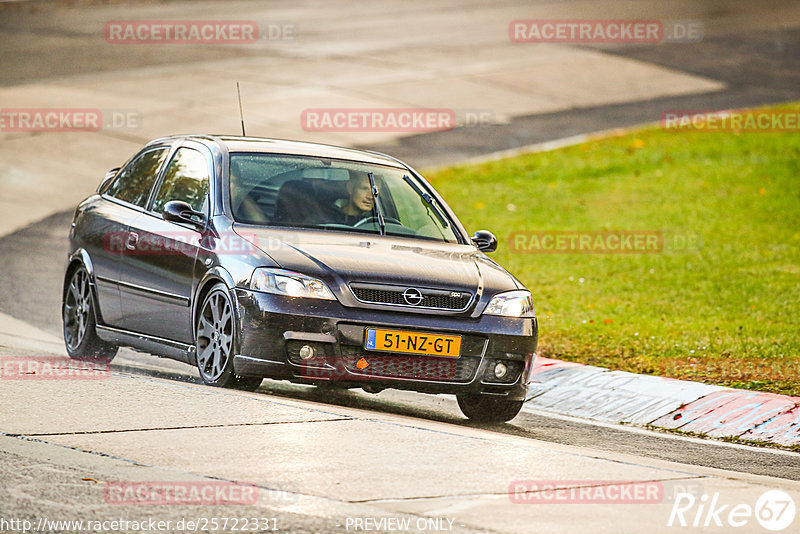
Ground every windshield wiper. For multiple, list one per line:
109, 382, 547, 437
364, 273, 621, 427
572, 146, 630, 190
402, 175, 448, 228
367, 172, 386, 235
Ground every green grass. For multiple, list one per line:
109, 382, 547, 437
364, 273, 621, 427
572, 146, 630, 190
425, 103, 800, 396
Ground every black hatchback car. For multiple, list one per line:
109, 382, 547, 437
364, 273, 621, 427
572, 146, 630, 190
63, 135, 537, 422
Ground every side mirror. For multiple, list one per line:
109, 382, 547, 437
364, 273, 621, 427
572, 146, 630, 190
97, 167, 120, 193
472, 230, 498, 253
163, 200, 206, 230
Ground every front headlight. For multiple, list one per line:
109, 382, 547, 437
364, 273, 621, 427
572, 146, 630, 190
249, 268, 336, 300
483, 290, 535, 317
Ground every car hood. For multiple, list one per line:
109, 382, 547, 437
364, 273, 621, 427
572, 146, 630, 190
234, 226, 521, 306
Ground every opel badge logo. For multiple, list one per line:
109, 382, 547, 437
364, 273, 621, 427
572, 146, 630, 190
402, 288, 424, 306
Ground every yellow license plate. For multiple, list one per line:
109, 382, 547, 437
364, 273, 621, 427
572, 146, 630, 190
364, 328, 461, 358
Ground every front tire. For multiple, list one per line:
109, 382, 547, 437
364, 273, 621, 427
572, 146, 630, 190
457, 394, 523, 423
63, 265, 118, 361
195, 284, 262, 392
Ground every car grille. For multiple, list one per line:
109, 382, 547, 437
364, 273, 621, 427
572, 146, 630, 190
350, 283, 471, 311
340, 347, 479, 382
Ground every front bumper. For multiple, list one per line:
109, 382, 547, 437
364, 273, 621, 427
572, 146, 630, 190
232, 289, 538, 401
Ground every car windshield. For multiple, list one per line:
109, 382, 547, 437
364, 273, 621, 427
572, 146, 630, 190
228, 153, 460, 243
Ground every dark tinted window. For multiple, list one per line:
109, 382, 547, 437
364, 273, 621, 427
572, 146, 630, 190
152, 147, 210, 214
106, 148, 169, 208
229, 154, 459, 243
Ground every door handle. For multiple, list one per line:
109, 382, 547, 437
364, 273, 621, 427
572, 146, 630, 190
126, 232, 139, 250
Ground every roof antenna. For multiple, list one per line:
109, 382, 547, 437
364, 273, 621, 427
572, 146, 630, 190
236, 82, 246, 136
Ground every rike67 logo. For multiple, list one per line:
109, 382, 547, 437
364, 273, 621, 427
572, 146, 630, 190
668, 490, 796, 531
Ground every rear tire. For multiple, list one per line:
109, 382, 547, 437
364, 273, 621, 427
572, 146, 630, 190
63, 265, 118, 361
457, 394, 523, 423
195, 284, 261, 392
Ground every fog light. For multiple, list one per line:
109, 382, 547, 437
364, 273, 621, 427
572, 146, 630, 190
494, 361, 508, 379
299, 344, 316, 360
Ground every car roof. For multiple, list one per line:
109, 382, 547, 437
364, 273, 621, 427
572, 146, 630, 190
147, 134, 408, 169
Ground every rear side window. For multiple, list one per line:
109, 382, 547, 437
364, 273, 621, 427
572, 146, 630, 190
106, 148, 169, 208
152, 147, 210, 214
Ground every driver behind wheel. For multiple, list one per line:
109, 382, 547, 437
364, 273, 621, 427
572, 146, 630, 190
333, 171, 375, 225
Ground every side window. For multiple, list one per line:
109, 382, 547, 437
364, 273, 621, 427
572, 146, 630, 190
105, 148, 169, 208
152, 147, 210, 215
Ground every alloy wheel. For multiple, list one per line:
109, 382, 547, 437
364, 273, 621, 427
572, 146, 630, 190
196, 289, 234, 382
64, 267, 91, 351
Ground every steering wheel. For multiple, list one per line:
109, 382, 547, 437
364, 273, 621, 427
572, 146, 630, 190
353, 215, 402, 227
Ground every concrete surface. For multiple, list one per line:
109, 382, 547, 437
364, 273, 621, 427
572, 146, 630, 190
2, 343, 799, 533
527, 362, 727, 425
527, 357, 800, 447
656, 390, 800, 446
